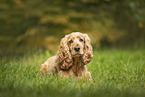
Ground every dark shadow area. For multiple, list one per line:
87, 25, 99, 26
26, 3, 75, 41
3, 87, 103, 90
0, 85, 144, 97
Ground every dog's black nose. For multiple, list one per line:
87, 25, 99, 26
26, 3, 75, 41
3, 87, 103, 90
74, 46, 80, 52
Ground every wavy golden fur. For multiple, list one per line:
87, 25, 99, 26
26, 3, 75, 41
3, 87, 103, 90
38, 32, 93, 80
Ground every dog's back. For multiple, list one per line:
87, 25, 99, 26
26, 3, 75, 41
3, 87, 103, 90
38, 56, 56, 75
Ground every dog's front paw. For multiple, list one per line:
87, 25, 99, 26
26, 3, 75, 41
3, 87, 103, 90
85, 71, 92, 81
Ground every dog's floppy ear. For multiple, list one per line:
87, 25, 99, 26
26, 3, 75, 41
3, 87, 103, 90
56, 35, 73, 70
82, 34, 93, 65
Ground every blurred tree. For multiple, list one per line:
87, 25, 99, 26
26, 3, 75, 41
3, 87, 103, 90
0, 0, 145, 56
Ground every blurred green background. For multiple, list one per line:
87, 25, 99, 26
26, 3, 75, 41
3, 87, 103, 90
0, 0, 145, 58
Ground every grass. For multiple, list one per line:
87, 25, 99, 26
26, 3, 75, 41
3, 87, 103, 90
0, 49, 145, 97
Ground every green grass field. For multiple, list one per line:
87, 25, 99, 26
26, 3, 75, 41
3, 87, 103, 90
0, 49, 145, 97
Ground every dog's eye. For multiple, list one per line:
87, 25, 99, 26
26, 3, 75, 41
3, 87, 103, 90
69, 40, 73, 44
80, 38, 83, 42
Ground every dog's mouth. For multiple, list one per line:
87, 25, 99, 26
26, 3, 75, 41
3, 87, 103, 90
70, 48, 84, 57
72, 52, 83, 57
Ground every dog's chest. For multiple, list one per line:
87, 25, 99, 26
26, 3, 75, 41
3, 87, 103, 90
72, 57, 83, 76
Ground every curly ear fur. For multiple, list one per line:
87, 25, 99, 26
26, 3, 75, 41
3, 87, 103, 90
56, 35, 73, 70
82, 34, 93, 65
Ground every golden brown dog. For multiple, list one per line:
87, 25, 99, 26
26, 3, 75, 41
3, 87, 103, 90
38, 32, 93, 80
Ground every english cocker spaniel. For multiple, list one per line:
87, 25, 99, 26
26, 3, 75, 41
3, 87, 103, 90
38, 32, 93, 80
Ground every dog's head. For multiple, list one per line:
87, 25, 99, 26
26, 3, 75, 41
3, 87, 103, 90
67, 32, 85, 56
56, 32, 93, 70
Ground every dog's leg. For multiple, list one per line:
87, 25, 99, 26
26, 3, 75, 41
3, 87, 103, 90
79, 65, 92, 81
37, 64, 49, 76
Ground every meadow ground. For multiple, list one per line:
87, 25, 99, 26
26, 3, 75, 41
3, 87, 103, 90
0, 49, 144, 97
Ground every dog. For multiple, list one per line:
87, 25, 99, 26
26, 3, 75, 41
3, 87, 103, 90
38, 32, 93, 80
